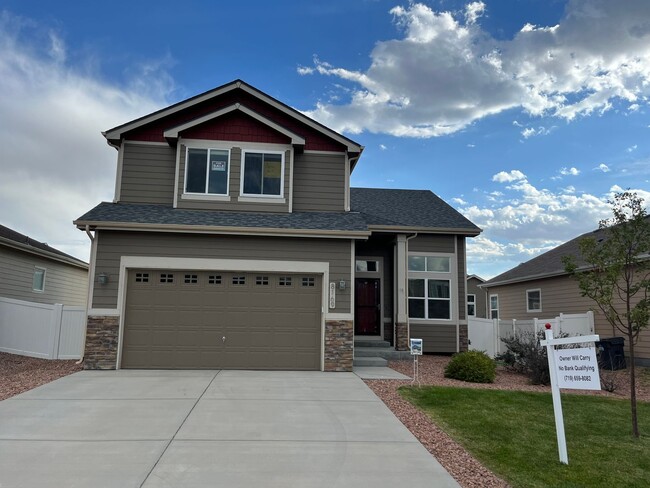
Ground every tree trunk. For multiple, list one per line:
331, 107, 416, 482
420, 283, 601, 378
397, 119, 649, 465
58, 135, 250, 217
627, 330, 639, 438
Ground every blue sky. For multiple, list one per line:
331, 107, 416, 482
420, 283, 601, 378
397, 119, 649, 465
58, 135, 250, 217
1, 0, 649, 278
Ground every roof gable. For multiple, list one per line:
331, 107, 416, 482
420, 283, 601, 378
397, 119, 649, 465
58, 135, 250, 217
105, 80, 362, 153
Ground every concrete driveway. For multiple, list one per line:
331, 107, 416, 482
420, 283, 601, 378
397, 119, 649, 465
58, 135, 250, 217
0, 370, 458, 487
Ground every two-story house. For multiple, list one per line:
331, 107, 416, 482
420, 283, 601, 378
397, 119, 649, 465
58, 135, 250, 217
74, 79, 480, 371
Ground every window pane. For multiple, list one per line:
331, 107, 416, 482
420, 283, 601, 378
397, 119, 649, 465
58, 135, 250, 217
243, 153, 263, 194
262, 153, 282, 195
207, 149, 228, 194
355, 260, 368, 272
186, 149, 207, 193
491, 310, 499, 319
429, 299, 450, 319
468, 303, 475, 316
33, 269, 45, 291
490, 296, 498, 309
408, 298, 425, 318
467, 294, 475, 304
428, 280, 450, 299
427, 256, 450, 272
527, 290, 541, 310
408, 256, 425, 271
408, 279, 425, 297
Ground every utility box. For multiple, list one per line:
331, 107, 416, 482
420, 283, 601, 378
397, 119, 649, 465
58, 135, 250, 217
595, 337, 626, 370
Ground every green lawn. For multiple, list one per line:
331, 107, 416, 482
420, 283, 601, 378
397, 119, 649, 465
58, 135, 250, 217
400, 386, 650, 488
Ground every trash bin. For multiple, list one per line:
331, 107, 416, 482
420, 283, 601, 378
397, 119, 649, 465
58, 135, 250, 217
595, 337, 626, 370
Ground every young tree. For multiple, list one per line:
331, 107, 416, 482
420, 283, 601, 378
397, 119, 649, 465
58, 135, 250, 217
563, 191, 650, 438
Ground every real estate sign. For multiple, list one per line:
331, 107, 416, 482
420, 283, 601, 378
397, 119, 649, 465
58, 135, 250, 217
553, 347, 601, 390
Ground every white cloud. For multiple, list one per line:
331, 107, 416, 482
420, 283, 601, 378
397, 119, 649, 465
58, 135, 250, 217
0, 12, 170, 261
467, 143, 476, 148
492, 169, 526, 183
627, 144, 638, 152
521, 127, 536, 138
521, 126, 553, 138
559, 167, 580, 176
596, 163, 611, 172
379, 144, 387, 150
300, 1, 650, 137
452, 197, 467, 205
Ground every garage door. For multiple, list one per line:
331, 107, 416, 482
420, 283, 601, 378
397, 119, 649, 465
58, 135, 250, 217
122, 270, 322, 370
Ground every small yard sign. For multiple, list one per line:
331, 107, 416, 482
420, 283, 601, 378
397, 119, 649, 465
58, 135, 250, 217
409, 338, 423, 355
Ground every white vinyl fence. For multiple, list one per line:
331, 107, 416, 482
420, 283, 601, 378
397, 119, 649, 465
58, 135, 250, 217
468, 311, 595, 358
0, 296, 85, 359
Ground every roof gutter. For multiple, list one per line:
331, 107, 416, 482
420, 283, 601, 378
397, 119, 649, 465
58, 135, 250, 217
368, 225, 481, 236
0, 236, 88, 269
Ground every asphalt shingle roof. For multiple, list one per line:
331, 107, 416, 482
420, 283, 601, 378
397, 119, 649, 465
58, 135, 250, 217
75, 203, 370, 232
0, 224, 87, 265
75, 188, 481, 235
351, 188, 481, 232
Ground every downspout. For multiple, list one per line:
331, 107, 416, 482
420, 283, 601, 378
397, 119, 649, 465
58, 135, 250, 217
76, 225, 95, 365
396, 233, 417, 347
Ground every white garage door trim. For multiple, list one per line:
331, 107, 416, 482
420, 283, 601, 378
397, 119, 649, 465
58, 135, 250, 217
116, 256, 330, 370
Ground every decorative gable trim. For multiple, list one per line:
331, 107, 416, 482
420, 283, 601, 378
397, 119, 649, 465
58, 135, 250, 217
163, 103, 306, 146
103, 80, 362, 153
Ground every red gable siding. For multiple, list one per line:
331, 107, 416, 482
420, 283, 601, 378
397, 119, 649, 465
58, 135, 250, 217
123, 88, 346, 152
180, 111, 290, 144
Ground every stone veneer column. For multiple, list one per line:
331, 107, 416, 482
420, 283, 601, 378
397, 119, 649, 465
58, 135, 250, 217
459, 323, 469, 352
324, 320, 353, 371
395, 322, 409, 351
83, 316, 119, 370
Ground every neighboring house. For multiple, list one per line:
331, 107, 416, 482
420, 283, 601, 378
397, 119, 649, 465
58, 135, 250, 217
481, 224, 650, 366
466, 274, 486, 319
0, 225, 88, 306
74, 79, 480, 371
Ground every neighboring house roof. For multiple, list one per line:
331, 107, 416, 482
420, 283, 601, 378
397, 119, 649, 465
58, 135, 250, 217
103, 79, 364, 156
350, 188, 481, 235
0, 224, 88, 269
74, 202, 371, 238
482, 221, 637, 287
467, 274, 485, 282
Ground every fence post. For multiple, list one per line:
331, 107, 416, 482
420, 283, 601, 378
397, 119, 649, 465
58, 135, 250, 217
587, 310, 594, 334
493, 319, 499, 357
49, 303, 64, 359
558, 313, 565, 335
533, 318, 539, 336
512, 319, 516, 337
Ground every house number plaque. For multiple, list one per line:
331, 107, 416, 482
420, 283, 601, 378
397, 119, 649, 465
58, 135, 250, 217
329, 282, 336, 309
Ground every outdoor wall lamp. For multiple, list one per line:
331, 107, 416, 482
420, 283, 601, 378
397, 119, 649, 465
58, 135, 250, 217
339, 279, 346, 290
97, 273, 109, 285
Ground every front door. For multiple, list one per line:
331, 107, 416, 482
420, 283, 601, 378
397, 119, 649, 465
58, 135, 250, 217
355, 278, 381, 335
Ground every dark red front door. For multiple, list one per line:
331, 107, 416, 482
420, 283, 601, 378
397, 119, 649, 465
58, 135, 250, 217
355, 278, 381, 335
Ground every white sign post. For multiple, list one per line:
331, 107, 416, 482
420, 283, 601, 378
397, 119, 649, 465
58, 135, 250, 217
540, 323, 600, 465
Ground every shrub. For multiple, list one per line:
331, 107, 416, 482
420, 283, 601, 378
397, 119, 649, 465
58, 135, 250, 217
444, 350, 496, 383
496, 330, 570, 385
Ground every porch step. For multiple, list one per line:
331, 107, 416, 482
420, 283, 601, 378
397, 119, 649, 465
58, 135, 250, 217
353, 357, 388, 367
354, 339, 391, 348
354, 347, 412, 360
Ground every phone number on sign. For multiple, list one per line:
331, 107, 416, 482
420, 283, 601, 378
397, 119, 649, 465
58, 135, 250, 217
564, 375, 592, 382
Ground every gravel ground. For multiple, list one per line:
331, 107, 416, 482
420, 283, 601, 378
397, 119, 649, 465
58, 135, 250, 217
0, 352, 82, 401
365, 355, 650, 488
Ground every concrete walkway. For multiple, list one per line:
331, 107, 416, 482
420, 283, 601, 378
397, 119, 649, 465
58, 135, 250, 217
0, 370, 458, 487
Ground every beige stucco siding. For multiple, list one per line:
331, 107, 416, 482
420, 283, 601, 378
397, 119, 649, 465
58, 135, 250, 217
119, 143, 176, 205
292, 152, 346, 212
0, 247, 88, 306
486, 274, 650, 361
92, 230, 352, 313
177, 144, 291, 212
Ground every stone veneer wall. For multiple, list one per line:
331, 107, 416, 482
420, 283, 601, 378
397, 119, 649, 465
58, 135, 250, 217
459, 323, 468, 352
83, 315, 119, 370
395, 322, 409, 351
324, 320, 353, 371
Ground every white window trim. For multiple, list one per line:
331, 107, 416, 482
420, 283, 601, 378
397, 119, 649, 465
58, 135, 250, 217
33, 267, 46, 293
239, 148, 285, 199
489, 294, 499, 319
183, 146, 231, 198
407, 252, 455, 322
526, 288, 542, 313
467, 294, 476, 317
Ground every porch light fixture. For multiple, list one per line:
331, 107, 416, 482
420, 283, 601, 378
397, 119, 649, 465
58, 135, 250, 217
339, 279, 346, 290
98, 273, 109, 285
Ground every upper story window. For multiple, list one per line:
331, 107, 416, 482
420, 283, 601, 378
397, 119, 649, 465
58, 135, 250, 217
241, 150, 284, 197
408, 255, 450, 273
185, 148, 229, 195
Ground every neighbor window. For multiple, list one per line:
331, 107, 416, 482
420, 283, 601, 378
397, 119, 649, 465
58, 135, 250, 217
185, 148, 229, 195
467, 294, 476, 317
32, 267, 46, 292
490, 295, 499, 319
526, 289, 542, 312
241, 150, 283, 196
